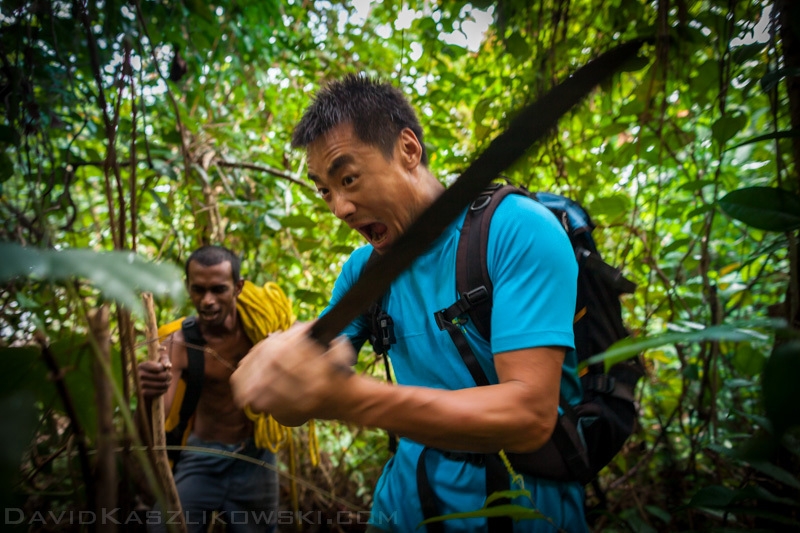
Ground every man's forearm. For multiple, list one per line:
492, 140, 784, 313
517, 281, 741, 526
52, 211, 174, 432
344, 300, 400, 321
329, 375, 558, 453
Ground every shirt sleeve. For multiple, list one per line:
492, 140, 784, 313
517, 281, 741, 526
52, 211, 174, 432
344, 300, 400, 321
487, 194, 578, 354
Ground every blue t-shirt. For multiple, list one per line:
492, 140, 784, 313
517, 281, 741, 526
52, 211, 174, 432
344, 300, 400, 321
323, 194, 587, 532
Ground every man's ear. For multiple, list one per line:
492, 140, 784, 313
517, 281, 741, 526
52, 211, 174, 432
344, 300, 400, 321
397, 128, 422, 170
234, 279, 245, 297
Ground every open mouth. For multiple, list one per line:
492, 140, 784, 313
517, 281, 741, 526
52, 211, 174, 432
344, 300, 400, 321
360, 222, 389, 248
199, 310, 220, 321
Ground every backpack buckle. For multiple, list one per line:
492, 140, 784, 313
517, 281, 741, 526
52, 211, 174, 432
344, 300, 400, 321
435, 286, 488, 331
470, 194, 492, 211
434, 309, 467, 330
369, 308, 396, 355
462, 286, 489, 306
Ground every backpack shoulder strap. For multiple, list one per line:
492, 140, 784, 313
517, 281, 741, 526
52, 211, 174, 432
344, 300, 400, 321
178, 316, 205, 422
165, 316, 205, 466
456, 183, 530, 340
433, 183, 528, 386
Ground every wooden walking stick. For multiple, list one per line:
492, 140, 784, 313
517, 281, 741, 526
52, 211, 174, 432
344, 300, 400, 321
142, 292, 186, 533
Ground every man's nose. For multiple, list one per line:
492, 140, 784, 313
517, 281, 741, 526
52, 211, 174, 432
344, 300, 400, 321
201, 291, 216, 306
331, 193, 356, 220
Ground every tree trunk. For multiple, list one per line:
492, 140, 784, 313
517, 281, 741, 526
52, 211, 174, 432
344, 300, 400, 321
775, 0, 800, 328
776, 0, 800, 192
89, 305, 117, 533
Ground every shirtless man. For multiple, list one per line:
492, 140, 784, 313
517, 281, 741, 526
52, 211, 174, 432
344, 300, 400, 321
138, 245, 277, 533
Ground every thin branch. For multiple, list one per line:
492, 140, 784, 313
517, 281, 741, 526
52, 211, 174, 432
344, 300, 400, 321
135, 39, 155, 169
75, 0, 126, 249
74, 158, 313, 190
127, 41, 138, 252
132, 0, 193, 184
215, 159, 313, 190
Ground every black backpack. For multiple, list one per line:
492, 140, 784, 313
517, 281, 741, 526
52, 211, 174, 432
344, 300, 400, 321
367, 183, 644, 484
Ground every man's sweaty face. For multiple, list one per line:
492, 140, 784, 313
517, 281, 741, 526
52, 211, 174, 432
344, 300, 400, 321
187, 261, 238, 327
307, 124, 423, 253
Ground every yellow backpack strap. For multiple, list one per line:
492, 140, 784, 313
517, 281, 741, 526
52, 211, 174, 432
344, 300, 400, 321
157, 317, 185, 340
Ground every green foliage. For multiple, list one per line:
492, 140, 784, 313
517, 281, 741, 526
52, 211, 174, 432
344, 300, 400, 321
0, 390, 36, 509
0, 243, 185, 315
1, 0, 799, 530
0, 335, 120, 441
718, 187, 800, 232
420, 503, 546, 526
762, 340, 800, 437
687, 484, 800, 527
587, 322, 773, 371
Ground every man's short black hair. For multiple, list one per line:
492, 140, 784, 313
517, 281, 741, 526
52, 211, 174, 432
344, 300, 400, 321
291, 73, 428, 165
185, 245, 241, 284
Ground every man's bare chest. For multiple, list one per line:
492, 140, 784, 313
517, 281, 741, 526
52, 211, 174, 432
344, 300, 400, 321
201, 334, 252, 385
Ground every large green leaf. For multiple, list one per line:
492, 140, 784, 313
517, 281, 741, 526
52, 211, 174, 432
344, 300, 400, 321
747, 460, 800, 491
0, 243, 185, 315
474, 97, 492, 126
584, 324, 769, 371
760, 67, 800, 93
731, 42, 766, 64
711, 114, 747, 146
1, 346, 48, 400
762, 340, 800, 436
727, 129, 800, 151
420, 504, 545, 526
0, 153, 13, 182
687, 484, 799, 526
0, 124, 20, 146
280, 214, 317, 229
504, 32, 531, 61
589, 194, 629, 221
718, 187, 800, 232
294, 289, 326, 306
730, 342, 765, 377
484, 489, 532, 506
0, 390, 37, 509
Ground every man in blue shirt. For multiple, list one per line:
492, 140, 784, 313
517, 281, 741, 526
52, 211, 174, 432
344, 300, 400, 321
232, 74, 587, 532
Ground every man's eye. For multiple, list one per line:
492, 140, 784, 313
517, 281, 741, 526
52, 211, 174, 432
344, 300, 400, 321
317, 188, 329, 197
342, 176, 355, 186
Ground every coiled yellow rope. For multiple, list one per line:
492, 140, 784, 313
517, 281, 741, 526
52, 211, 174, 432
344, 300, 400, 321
307, 419, 320, 468
238, 280, 321, 526
237, 281, 295, 338
237, 280, 320, 467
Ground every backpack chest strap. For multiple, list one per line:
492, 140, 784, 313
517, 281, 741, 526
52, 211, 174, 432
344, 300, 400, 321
434, 286, 490, 328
